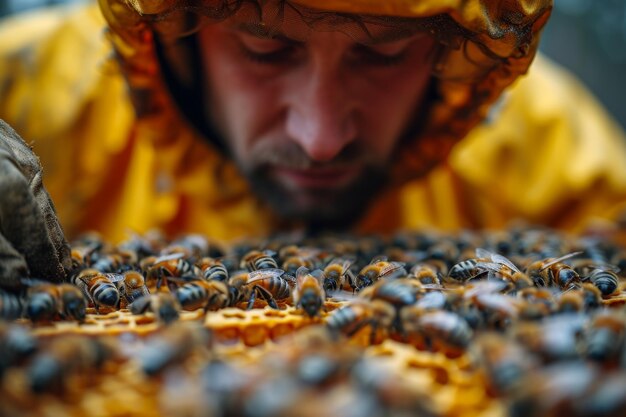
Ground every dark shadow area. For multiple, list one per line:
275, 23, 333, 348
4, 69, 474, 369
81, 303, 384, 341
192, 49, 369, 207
540, 0, 626, 130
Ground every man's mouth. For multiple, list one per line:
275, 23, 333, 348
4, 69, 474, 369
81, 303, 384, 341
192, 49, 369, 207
270, 166, 360, 190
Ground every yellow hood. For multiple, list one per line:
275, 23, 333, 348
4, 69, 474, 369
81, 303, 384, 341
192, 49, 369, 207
98, 0, 552, 184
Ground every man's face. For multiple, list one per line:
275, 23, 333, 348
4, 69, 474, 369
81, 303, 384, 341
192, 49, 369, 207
198, 8, 435, 227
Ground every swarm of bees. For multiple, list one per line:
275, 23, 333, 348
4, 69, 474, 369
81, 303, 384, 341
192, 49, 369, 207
2, 226, 626, 416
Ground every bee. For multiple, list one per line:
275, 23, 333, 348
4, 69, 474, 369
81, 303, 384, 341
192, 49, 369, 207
584, 312, 626, 365
278, 244, 301, 260
424, 240, 460, 265
293, 267, 325, 318
611, 250, 626, 278
471, 333, 537, 396
359, 278, 426, 336
175, 279, 230, 311
91, 251, 136, 273
107, 270, 150, 307
399, 308, 473, 356
241, 249, 278, 271
513, 315, 586, 362
282, 255, 318, 276
140, 322, 210, 376
27, 335, 114, 394
444, 248, 492, 283
361, 278, 423, 311
348, 359, 435, 417
325, 299, 395, 342
579, 283, 602, 310
525, 252, 582, 289
73, 268, 120, 313
415, 291, 448, 311
69, 243, 99, 270
353, 256, 406, 291
146, 253, 202, 290
470, 292, 520, 330
229, 268, 294, 310
409, 261, 446, 286
556, 290, 584, 313
474, 249, 533, 292
517, 288, 555, 320
445, 258, 482, 283
586, 268, 620, 297
322, 257, 354, 293
25, 282, 86, 323
571, 257, 613, 278
164, 234, 209, 260
0, 289, 23, 320
508, 362, 626, 417
118, 232, 158, 259
130, 293, 181, 324
0, 323, 38, 377
197, 257, 230, 282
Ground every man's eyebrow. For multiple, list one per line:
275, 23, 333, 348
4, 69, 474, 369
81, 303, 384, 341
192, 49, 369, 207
234, 22, 428, 45
235, 23, 302, 43
364, 29, 431, 45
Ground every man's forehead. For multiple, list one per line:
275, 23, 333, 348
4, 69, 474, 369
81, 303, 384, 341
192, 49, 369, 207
225, 5, 428, 45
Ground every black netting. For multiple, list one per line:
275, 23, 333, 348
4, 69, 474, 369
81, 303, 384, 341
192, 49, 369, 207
146, 0, 470, 76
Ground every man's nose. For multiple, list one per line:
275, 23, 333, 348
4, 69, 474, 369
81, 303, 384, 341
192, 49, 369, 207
284, 67, 358, 163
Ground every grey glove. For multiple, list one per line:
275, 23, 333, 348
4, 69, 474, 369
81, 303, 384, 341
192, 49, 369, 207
0, 120, 70, 288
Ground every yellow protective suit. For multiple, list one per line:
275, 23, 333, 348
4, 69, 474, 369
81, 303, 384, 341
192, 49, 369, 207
0, 1, 625, 244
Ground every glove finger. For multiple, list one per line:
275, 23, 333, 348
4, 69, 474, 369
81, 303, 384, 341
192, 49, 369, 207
28, 167, 71, 276
0, 159, 66, 282
0, 230, 28, 289
0, 120, 70, 279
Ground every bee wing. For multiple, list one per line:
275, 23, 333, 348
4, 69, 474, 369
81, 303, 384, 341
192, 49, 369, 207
77, 270, 102, 283
73, 242, 100, 259
340, 260, 354, 275
421, 283, 446, 291
296, 266, 310, 278
153, 253, 185, 265
463, 281, 508, 299
310, 269, 326, 286
344, 269, 356, 289
247, 268, 285, 285
325, 255, 355, 270
475, 248, 497, 260
296, 266, 311, 288
282, 273, 297, 286
379, 262, 407, 280
475, 262, 503, 273
490, 254, 522, 273
104, 273, 125, 283
539, 252, 584, 272
370, 255, 388, 264
341, 254, 357, 264
588, 263, 620, 273
129, 295, 152, 315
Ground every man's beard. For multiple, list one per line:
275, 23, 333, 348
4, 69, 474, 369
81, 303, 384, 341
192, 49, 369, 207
237, 141, 390, 231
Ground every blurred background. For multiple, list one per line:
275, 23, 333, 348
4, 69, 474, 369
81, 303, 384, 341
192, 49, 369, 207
0, 0, 625, 130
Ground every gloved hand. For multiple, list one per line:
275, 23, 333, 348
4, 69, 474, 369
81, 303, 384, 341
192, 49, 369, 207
0, 120, 70, 288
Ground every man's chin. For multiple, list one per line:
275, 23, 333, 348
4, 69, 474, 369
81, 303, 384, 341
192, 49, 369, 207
245, 169, 388, 230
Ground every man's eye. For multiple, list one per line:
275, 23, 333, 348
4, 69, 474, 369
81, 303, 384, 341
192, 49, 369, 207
237, 33, 298, 64
240, 45, 296, 64
350, 45, 408, 67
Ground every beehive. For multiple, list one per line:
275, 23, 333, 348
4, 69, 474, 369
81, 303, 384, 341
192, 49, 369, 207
2, 226, 626, 417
